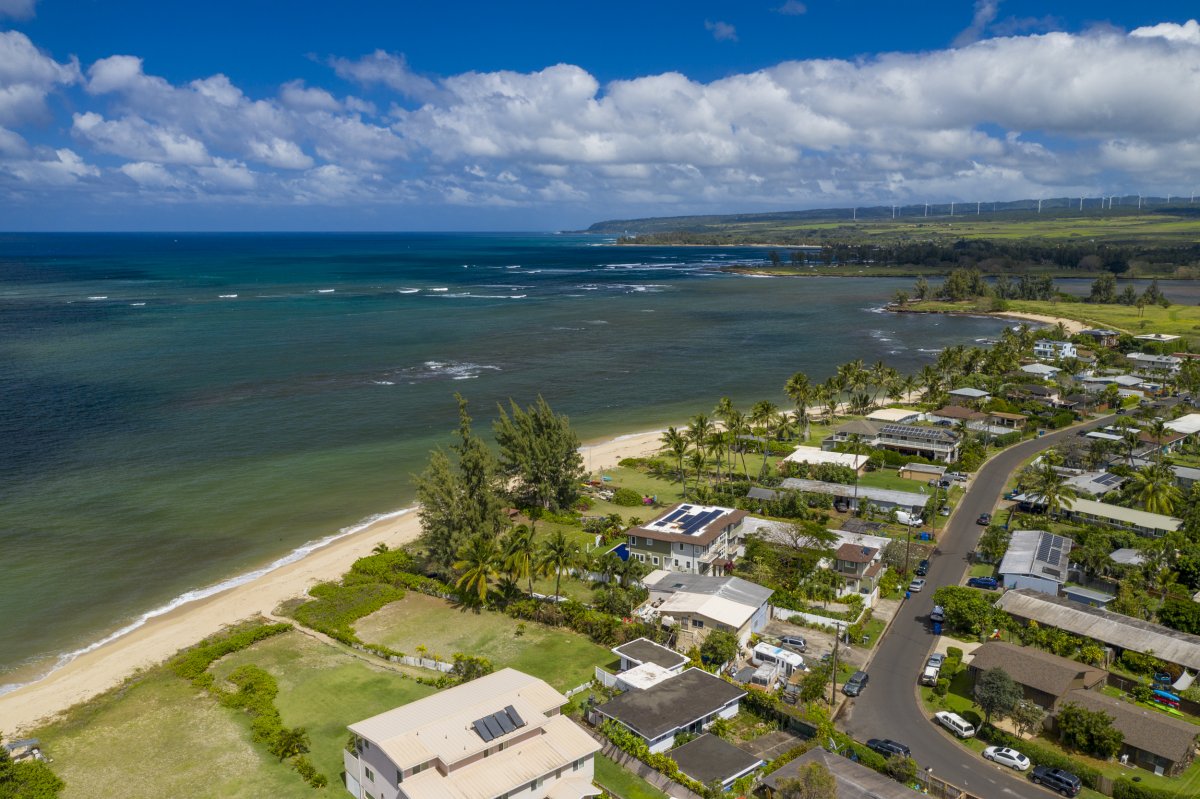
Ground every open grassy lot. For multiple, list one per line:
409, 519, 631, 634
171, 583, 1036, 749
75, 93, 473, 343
908, 298, 1200, 339
355, 592, 615, 691
858, 469, 929, 492
595, 754, 669, 799
210, 630, 436, 785
37, 668, 311, 799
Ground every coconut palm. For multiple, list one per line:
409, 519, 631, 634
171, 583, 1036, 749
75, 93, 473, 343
725, 409, 752, 479
1029, 463, 1078, 518
501, 525, 537, 595
660, 426, 689, 489
454, 533, 501, 605
750, 400, 778, 482
687, 449, 707, 495
686, 414, 714, 487
538, 529, 581, 602
617, 555, 649, 588
784, 371, 814, 441
594, 550, 623, 585
844, 433, 869, 513
1130, 464, 1183, 515
1148, 419, 1170, 465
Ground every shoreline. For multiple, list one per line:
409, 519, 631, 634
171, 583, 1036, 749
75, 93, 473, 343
0, 427, 668, 735
889, 304, 1088, 335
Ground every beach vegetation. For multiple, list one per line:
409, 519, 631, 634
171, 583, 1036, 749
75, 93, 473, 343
291, 581, 405, 647
493, 396, 585, 512
537, 529, 582, 601
0, 732, 64, 799
453, 533, 502, 606
610, 486, 643, 506
168, 620, 293, 683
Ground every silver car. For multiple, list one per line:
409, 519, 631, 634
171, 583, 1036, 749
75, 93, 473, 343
983, 746, 1030, 771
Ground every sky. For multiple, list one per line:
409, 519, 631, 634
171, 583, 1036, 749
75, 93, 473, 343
2, 1, 1200, 231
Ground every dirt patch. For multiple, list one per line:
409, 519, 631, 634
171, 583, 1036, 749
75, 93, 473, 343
738, 729, 806, 761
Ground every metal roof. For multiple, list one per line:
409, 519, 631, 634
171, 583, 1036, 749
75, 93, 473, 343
780, 477, 927, 508
1167, 413, 1200, 435
783, 445, 868, 470
643, 570, 774, 609
998, 530, 1072, 583
594, 668, 746, 740
995, 589, 1200, 670
949, 387, 990, 398
611, 638, 688, 671
1108, 548, 1147, 566
670, 734, 763, 786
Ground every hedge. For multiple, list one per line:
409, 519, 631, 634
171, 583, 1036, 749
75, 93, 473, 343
291, 581, 405, 646
976, 724, 1101, 789
1113, 779, 1185, 799
169, 622, 293, 682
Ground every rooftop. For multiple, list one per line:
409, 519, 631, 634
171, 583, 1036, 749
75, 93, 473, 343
615, 662, 676, 691
949, 387, 990, 398
1134, 333, 1182, 343
1062, 497, 1181, 533
1063, 470, 1126, 497
866, 407, 921, 423
780, 477, 928, 509
995, 589, 1200, 671
594, 668, 746, 740
631, 503, 747, 545
1167, 413, 1200, 436
1108, 548, 1147, 566
933, 405, 987, 421
1064, 689, 1198, 764
968, 641, 1105, 697
644, 570, 773, 628
612, 638, 688, 672
998, 530, 1072, 584
762, 748, 917, 798
834, 542, 879, 564
902, 462, 946, 474
669, 734, 763, 787
783, 445, 868, 470
1021, 363, 1061, 376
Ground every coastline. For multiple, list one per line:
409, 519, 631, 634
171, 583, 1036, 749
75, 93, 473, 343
889, 304, 1086, 334
0, 427, 667, 735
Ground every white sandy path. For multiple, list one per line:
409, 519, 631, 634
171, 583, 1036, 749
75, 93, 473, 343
0, 429, 666, 734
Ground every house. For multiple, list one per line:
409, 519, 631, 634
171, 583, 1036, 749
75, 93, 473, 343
1138, 428, 1189, 455
1131, 458, 1200, 490
1058, 497, 1181, 538
830, 542, 884, 595
899, 462, 947, 481
783, 445, 868, 474
1134, 333, 1182, 344
997, 530, 1073, 595
967, 641, 1106, 713
343, 668, 600, 799
625, 503, 748, 574
1109, 548, 1147, 568
776, 478, 929, 515
1127, 352, 1182, 376
761, 748, 917, 799
1060, 689, 1199, 776
824, 419, 961, 463
590, 667, 746, 754
929, 405, 987, 426
1167, 413, 1200, 439
865, 407, 921, 424
995, 589, 1200, 673
611, 638, 688, 675
642, 569, 773, 647
1081, 329, 1121, 348
1020, 362, 1062, 379
1062, 586, 1116, 608
669, 734, 763, 790
990, 411, 1029, 431
1013, 384, 1062, 406
1079, 374, 1144, 392
948, 387, 991, 404
1034, 340, 1077, 360
1062, 393, 1108, 415
1063, 470, 1126, 498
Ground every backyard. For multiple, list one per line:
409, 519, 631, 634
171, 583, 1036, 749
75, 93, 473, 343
594, 754, 669, 799
354, 592, 616, 690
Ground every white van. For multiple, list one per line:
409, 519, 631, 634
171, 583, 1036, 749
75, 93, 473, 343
895, 510, 923, 526
750, 643, 805, 676
935, 710, 976, 738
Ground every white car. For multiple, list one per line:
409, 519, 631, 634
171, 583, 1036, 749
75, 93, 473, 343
983, 746, 1030, 771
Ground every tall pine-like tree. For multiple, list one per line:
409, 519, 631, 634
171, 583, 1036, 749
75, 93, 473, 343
493, 396, 584, 511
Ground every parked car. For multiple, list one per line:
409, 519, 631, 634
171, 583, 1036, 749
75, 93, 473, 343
778, 635, 807, 653
983, 746, 1031, 771
1030, 766, 1082, 797
976, 512, 992, 525
895, 510, 922, 526
947, 472, 969, 482
935, 710, 976, 738
920, 665, 940, 686
867, 738, 911, 758
927, 653, 946, 669
915, 559, 929, 576
908, 578, 927, 593
967, 576, 999, 590
929, 605, 945, 623
939, 505, 950, 516
843, 670, 869, 696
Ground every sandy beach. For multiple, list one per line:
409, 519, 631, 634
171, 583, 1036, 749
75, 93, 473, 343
994, 310, 1088, 334
0, 428, 666, 735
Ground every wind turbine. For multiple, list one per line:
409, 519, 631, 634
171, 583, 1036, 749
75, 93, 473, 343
976, 201, 981, 215
1037, 199, 1043, 214
924, 203, 929, 218
950, 202, 955, 217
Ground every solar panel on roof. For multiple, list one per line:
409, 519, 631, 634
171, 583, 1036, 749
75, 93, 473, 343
483, 715, 505, 739
473, 719, 495, 742
504, 705, 526, 728
494, 710, 516, 734
662, 508, 688, 523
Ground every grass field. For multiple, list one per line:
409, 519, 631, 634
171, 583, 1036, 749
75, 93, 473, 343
908, 298, 1200, 340
594, 754, 669, 799
36, 630, 430, 799
210, 630, 436, 784
858, 469, 929, 492
355, 592, 615, 690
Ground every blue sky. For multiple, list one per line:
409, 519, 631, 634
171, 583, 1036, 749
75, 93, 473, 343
2, 0, 1200, 230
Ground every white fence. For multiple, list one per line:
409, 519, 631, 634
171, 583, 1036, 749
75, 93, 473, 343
594, 666, 619, 689
772, 588, 876, 629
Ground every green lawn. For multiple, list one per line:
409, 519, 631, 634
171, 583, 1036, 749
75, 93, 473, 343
36, 668, 311, 799
354, 592, 615, 690
858, 469, 929, 492
969, 563, 996, 578
210, 630, 437, 785
594, 754, 669, 799
909, 298, 1200, 340
861, 617, 886, 648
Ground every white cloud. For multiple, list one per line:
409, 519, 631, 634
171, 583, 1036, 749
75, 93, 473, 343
954, 0, 1000, 47
704, 20, 738, 43
3, 147, 97, 185
329, 50, 439, 100
776, 1, 806, 15
248, 137, 314, 169
1130, 20, 1200, 45
0, 31, 80, 126
72, 111, 210, 165
0, 0, 36, 20
119, 160, 184, 189
279, 80, 341, 112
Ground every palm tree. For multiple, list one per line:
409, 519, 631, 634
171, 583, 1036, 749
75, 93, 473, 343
784, 371, 814, 441
617, 555, 649, 588
660, 427, 689, 489
538, 530, 581, 602
750, 400, 778, 482
454, 533, 501, 605
725, 409, 752, 479
687, 414, 714, 488
594, 550, 623, 585
1029, 463, 1078, 518
687, 450, 707, 495
502, 525, 537, 595
1130, 464, 1183, 515
844, 433, 869, 513
1148, 419, 1170, 465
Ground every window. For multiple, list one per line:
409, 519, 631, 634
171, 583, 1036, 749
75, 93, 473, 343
674, 559, 679, 567
628, 535, 636, 546
574, 758, 585, 771
644, 537, 652, 546
677, 542, 684, 551
636, 553, 645, 562
364, 766, 375, 781
652, 556, 659, 565
397, 769, 403, 784
692, 619, 704, 628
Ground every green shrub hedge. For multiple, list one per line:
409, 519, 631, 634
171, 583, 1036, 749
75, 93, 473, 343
291, 581, 405, 646
1113, 779, 1183, 799
169, 622, 293, 682
977, 724, 1101, 788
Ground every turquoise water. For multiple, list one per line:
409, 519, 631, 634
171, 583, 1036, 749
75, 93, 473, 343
0, 232, 1011, 686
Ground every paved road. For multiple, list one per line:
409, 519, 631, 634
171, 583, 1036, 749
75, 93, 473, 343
842, 415, 1114, 799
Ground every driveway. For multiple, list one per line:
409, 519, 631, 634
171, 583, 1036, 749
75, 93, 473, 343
841, 415, 1114, 799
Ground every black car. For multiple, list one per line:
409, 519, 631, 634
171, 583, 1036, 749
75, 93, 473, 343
1030, 766, 1082, 797
976, 512, 992, 526
967, 576, 999, 590
866, 738, 911, 758
915, 559, 929, 577
843, 670, 869, 696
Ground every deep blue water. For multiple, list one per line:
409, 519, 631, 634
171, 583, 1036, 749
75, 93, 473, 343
0, 232, 1014, 687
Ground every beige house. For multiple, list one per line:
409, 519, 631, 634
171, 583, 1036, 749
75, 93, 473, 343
344, 668, 599, 799
642, 569, 773, 648
830, 542, 883, 594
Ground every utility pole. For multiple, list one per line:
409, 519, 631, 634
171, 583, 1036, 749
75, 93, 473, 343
829, 621, 844, 706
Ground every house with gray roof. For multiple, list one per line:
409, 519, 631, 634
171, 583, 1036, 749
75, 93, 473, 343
968, 641, 1105, 713
1061, 689, 1199, 776
761, 748, 917, 799
996, 589, 1200, 672
997, 530, 1073, 596
642, 569, 773, 647
670, 734, 763, 790
824, 419, 961, 463
776, 477, 928, 514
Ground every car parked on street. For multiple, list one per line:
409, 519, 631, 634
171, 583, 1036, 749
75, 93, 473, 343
843, 670, 869, 696
1030, 766, 1082, 796
983, 746, 1030, 771
935, 710, 976, 738
966, 576, 999, 590
908, 578, 927, 593
929, 605, 945, 624
976, 512, 992, 525
915, 559, 929, 576
927, 653, 945, 669
867, 738, 911, 758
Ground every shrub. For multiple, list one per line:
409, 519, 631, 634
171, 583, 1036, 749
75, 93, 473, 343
1113, 779, 1181, 799
933, 677, 950, 697
169, 622, 293, 683
291, 581, 405, 646
611, 487, 643, 506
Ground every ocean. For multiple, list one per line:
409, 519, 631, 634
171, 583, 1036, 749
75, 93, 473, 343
0, 232, 1016, 689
